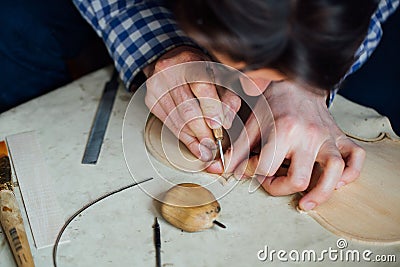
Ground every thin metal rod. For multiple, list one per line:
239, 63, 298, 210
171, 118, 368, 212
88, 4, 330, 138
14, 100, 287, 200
52, 177, 153, 267
213, 220, 226, 229
153, 217, 161, 267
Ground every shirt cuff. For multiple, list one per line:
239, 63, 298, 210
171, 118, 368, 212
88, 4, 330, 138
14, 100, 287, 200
102, 6, 196, 89
74, 0, 198, 90
327, 88, 339, 108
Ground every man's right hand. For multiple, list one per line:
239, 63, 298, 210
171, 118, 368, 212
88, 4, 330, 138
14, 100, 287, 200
143, 46, 241, 162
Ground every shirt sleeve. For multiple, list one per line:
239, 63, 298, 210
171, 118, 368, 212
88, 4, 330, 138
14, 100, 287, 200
328, 0, 399, 106
73, 0, 196, 89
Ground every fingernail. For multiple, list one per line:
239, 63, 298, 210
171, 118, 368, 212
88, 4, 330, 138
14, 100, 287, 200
302, 201, 316, 211
336, 181, 345, 189
256, 176, 265, 184
233, 170, 243, 180
223, 107, 234, 127
208, 116, 222, 129
200, 138, 217, 150
208, 160, 224, 174
199, 144, 212, 161
233, 166, 246, 180
232, 159, 248, 180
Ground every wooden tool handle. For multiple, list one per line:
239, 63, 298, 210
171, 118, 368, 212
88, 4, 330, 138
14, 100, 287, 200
0, 190, 35, 267
213, 128, 223, 140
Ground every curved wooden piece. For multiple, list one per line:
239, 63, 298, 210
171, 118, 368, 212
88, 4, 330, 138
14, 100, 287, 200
330, 95, 400, 142
145, 115, 232, 183
307, 137, 400, 244
145, 100, 400, 244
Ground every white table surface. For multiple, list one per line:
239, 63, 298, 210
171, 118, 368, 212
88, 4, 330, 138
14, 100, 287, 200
0, 67, 398, 267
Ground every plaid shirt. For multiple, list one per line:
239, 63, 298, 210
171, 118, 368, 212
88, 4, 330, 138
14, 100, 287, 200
74, 0, 399, 100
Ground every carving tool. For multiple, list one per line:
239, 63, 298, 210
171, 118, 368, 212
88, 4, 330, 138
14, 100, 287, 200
205, 62, 226, 171
0, 141, 35, 267
82, 69, 119, 164
152, 217, 161, 267
213, 128, 225, 171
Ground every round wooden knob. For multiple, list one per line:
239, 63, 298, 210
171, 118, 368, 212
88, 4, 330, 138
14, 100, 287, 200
160, 183, 222, 232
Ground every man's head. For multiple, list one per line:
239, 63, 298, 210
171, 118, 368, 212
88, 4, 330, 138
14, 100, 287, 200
173, 0, 378, 91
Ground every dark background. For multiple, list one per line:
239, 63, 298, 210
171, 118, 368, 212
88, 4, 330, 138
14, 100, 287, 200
340, 7, 400, 134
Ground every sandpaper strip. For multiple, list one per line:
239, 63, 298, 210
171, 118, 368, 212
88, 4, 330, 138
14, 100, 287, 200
6, 132, 68, 249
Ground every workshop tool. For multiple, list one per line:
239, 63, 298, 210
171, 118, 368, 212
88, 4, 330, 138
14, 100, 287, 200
82, 70, 119, 164
6, 132, 67, 249
0, 141, 35, 267
213, 128, 225, 171
160, 183, 226, 232
152, 217, 161, 267
206, 61, 226, 172
52, 177, 154, 267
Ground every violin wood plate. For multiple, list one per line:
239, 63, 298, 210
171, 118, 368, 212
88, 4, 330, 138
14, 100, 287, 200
308, 138, 400, 244
145, 115, 224, 181
145, 99, 400, 244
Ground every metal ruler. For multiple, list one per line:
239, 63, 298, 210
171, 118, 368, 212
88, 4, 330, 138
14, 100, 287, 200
82, 70, 119, 164
6, 132, 68, 249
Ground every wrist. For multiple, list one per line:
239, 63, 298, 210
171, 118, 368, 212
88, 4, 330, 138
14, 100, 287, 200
130, 45, 209, 92
142, 45, 207, 79
143, 62, 155, 78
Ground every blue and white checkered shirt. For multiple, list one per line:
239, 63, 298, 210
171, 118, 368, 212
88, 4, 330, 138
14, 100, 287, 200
74, 0, 399, 100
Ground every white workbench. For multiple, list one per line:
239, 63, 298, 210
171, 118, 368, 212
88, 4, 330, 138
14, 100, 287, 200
0, 67, 398, 267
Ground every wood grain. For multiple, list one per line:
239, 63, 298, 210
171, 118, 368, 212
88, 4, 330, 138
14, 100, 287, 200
145, 114, 400, 244
0, 190, 35, 267
0, 140, 35, 266
308, 138, 400, 244
160, 183, 221, 232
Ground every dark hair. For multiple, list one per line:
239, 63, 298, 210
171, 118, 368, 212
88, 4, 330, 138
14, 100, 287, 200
173, 0, 379, 90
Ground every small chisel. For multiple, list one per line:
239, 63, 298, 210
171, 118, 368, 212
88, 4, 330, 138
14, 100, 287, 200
213, 128, 225, 171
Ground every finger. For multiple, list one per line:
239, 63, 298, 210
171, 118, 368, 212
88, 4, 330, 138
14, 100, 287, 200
243, 127, 290, 178
190, 82, 224, 129
239, 76, 265, 96
336, 138, 366, 188
261, 151, 316, 196
233, 155, 260, 179
299, 142, 345, 211
145, 93, 214, 161
157, 103, 210, 160
232, 131, 290, 179
206, 159, 223, 174
146, 81, 213, 160
217, 87, 241, 129
147, 71, 212, 144
146, 87, 195, 138
170, 84, 215, 145
211, 94, 269, 174
226, 99, 277, 176
224, 111, 261, 174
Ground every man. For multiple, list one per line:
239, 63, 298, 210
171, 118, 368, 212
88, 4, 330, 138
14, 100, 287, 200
72, 0, 399, 211
3, 0, 396, 210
